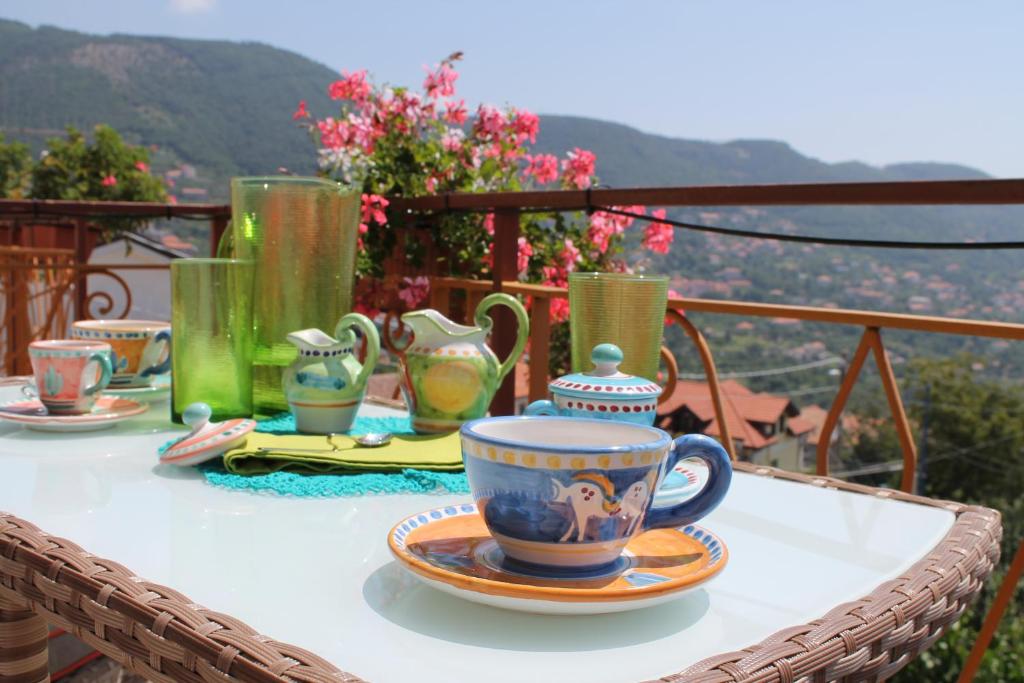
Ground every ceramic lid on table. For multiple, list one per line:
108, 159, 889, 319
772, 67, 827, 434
159, 402, 256, 466
548, 344, 662, 401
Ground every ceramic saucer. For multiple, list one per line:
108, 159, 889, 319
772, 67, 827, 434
105, 375, 171, 403
0, 396, 149, 432
388, 503, 727, 615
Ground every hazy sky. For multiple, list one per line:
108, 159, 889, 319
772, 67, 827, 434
3, 0, 1022, 177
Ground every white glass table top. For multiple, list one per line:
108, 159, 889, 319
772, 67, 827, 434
0, 386, 955, 682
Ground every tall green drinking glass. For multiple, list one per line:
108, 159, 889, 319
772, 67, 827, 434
230, 177, 360, 414
568, 272, 669, 382
170, 258, 255, 422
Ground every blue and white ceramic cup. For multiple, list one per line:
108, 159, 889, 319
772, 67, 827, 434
460, 416, 732, 572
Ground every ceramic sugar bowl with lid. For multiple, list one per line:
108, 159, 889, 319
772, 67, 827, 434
525, 343, 661, 425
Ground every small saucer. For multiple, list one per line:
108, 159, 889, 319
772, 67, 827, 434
0, 396, 149, 432
388, 503, 727, 615
105, 375, 171, 403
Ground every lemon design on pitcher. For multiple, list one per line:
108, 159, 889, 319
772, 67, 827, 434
422, 360, 483, 414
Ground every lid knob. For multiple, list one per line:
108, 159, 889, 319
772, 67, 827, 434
183, 402, 212, 429
590, 343, 624, 377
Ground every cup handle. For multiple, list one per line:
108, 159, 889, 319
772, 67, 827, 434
524, 400, 557, 416
475, 293, 530, 383
141, 330, 172, 377
643, 434, 732, 531
334, 312, 380, 389
83, 352, 113, 396
656, 345, 678, 406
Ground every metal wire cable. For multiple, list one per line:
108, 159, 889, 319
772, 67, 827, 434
595, 205, 1024, 250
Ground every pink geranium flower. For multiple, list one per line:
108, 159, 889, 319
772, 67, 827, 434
444, 100, 468, 125
560, 238, 581, 272
517, 236, 534, 275
317, 117, 350, 150
550, 298, 570, 323
398, 276, 431, 309
134, 161, 149, 173
347, 113, 379, 153
361, 194, 389, 225
510, 109, 540, 144
101, 175, 117, 187
474, 105, 506, 139
441, 128, 465, 152
523, 154, 559, 184
328, 70, 371, 103
643, 209, 674, 254
423, 62, 459, 99
292, 100, 309, 120
561, 148, 596, 189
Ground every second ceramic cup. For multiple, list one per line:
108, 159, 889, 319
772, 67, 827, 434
71, 320, 171, 388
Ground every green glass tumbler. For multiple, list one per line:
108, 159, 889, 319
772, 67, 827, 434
170, 258, 255, 422
568, 272, 669, 382
230, 177, 360, 414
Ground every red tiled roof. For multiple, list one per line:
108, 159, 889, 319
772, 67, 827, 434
787, 415, 815, 436
657, 378, 800, 450
796, 405, 860, 445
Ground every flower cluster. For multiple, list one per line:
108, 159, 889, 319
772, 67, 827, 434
298, 53, 674, 321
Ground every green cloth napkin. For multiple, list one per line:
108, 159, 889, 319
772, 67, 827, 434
222, 431, 464, 475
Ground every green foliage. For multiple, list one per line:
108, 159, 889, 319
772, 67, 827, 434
31, 125, 166, 203
0, 133, 31, 198
23, 124, 167, 237
849, 356, 1024, 682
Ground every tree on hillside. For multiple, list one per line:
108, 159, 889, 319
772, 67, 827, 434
30, 125, 166, 204
24, 125, 168, 238
0, 134, 32, 198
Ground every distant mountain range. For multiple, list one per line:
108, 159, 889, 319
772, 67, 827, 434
0, 18, 996, 200
3, 17, 1023, 390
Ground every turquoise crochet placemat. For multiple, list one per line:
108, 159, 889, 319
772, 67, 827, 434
169, 413, 469, 497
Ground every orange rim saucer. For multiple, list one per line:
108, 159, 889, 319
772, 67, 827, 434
388, 503, 727, 615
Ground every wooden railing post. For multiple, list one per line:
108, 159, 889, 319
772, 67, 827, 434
72, 219, 89, 321
490, 209, 520, 415
528, 295, 551, 403
428, 280, 451, 316
210, 215, 228, 257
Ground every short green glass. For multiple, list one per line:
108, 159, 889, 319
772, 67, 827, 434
568, 272, 669, 382
170, 258, 255, 422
